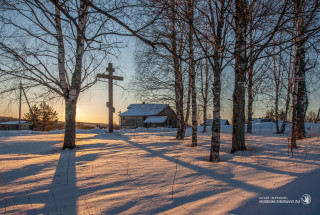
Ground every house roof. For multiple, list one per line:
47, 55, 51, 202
200, 119, 230, 126
0, 121, 31, 125
144, 116, 168, 124
220, 119, 229, 125
120, 104, 168, 116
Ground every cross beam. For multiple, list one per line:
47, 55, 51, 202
97, 63, 123, 132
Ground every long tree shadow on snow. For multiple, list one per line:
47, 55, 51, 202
40, 149, 78, 215
116, 135, 271, 213
113, 132, 320, 214
230, 168, 320, 215
40, 144, 102, 214
0, 149, 78, 214
0, 133, 107, 214
38, 146, 100, 214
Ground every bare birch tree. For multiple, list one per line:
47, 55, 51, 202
199, 58, 211, 133
0, 0, 162, 149
232, 0, 289, 151
186, 0, 197, 147
291, 0, 320, 148
0, 0, 93, 149
231, 0, 248, 152
190, 0, 231, 161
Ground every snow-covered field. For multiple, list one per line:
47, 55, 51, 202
0, 123, 319, 215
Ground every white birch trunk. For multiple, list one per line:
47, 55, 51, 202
246, 9, 254, 134
201, 58, 209, 133
273, 44, 281, 134
291, 0, 307, 147
63, 0, 88, 149
55, 2, 68, 95
210, 68, 221, 161
169, 0, 185, 140
247, 65, 253, 134
280, 52, 294, 134
188, 0, 197, 147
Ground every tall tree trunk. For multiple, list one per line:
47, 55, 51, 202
273, 44, 281, 134
231, 0, 247, 153
202, 100, 208, 132
63, 99, 77, 149
274, 85, 280, 133
291, 71, 298, 148
247, 65, 253, 134
280, 53, 294, 134
210, 65, 221, 161
188, 0, 197, 147
170, 0, 185, 140
291, 0, 307, 147
201, 58, 209, 133
209, 0, 225, 161
280, 87, 291, 133
62, 0, 88, 149
296, 61, 307, 139
246, 8, 254, 134
185, 71, 191, 126
55, 2, 68, 95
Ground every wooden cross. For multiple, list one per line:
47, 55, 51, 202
97, 63, 123, 132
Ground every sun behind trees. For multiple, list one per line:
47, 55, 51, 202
24, 102, 58, 131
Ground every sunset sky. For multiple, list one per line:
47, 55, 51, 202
0, 43, 137, 124
1, 42, 319, 124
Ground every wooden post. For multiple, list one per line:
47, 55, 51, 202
108, 63, 114, 132
97, 63, 123, 132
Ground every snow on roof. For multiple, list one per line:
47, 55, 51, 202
143, 116, 168, 124
200, 119, 229, 126
120, 104, 168, 116
0, 121, 31, 125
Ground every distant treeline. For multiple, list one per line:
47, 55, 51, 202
0, 116, 117, 130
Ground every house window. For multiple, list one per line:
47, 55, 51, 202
137, 118, 141, 122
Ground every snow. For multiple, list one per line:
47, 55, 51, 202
0, 122, 319, 214
119, 104, 168, 116
0, 121, 30, 125
144, 116, 168, 124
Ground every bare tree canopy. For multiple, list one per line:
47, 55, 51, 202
0, 0, 162, 149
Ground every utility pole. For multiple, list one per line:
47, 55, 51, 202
97, 63, 123, 132
21, 84, 39, 130
18, 82, 22, 130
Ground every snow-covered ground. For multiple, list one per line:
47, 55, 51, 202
0, 123, 319, 215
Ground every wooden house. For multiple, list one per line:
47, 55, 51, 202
0, 121, 33, 130
119, 104, 177, 129
200, 119, 230, 126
